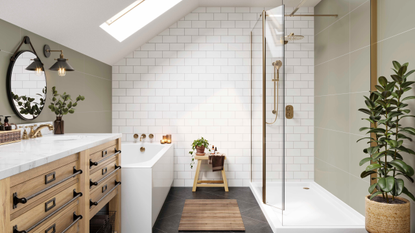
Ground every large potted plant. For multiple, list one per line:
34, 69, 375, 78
358, 61, 415, 233
48, 86, 85, 134
188, 137, 211, 169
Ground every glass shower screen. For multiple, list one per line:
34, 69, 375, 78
265, 5, 285, 213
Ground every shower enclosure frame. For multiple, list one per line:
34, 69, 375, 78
250, 7, 286, 208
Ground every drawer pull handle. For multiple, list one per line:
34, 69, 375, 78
102, 184, 108, 193
13, 190, 82, 233
61, 212, 83, 233
90, 180, 121, 208
45, 172, 56, 184
102, 150, 108, 157
90, 149, 121, 168
45, 198, 56, 212
102, 167, 108, 175
13, 167, 83, 209
45, 224, 55, 233
90, 165, 121, 188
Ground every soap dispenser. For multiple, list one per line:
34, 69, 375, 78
4, 116, 11, 131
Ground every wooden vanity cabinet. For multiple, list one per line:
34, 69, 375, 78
0, 138, 122, 233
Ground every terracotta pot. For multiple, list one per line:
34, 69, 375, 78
365, 195, 410, 233
54, 116, 64, 134
196, 146, 205, 154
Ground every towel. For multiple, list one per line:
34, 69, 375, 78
209, 155, 225, 172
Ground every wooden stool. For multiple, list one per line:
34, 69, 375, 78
192, 155, 229, 192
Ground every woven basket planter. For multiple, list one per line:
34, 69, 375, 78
365, 195, 410, 233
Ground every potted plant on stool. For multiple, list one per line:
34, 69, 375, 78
189, 137, 211, 169
358, 61, 415, 233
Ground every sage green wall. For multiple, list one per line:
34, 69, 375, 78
314, 0, 370, 215
0, 19, 112, 133
377, 0, 415, 229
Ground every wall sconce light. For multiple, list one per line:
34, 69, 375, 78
26, 58, 44, 76
43, 45, 74, 76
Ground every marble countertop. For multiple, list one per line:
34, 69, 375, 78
0, 133, 122, 180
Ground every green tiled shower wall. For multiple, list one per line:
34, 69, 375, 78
314, 0, 371, 215
315, 0, 415, 228
0, 19, 112, 133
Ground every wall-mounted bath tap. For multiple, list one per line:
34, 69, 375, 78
140, 134, 146, 141
267, 60, 282, 125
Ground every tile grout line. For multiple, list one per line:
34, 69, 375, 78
315, 0, 369, 37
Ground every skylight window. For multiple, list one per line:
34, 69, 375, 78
100, 0, 183, 42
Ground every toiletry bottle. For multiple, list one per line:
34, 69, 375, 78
215, 147, 218, 154
0, 115, 3, 131
212, 145, 215, 155
4, 116, 11, 131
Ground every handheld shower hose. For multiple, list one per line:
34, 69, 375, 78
266, 60, 282, 125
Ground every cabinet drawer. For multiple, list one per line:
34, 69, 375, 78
10, 161, 82, 213
89, 144, 120, 170
11, 191, 82, 233
90, 173, 117, 200
90, 140, 117, 159
32, 202, 81, 233
90, 157, 120, 188
11, 183, 80, 229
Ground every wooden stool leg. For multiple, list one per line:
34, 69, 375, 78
221, 168, 229, 192
192, 160, 202, 192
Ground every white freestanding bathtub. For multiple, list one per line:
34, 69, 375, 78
121, 143, 174, 233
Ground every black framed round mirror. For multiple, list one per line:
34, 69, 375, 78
6, 51, 47, 120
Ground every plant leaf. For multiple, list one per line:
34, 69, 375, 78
393, 61, 401, 70
394, 178, 404, 196
361, 170, 377, 178
378, 177, 394, 192
359, 157, 372, 166
368, 183, 377, 194
378, 76, 388, 87
403, 187, 415, 201
370, 191, 383, 200
366, 163, 382, 172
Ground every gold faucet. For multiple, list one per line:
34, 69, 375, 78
140, 134, 146, 141
31, 124, 54, 138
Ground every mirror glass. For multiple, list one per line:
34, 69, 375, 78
8, 51, 47, 120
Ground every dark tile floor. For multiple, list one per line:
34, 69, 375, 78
152, 187, 273, 233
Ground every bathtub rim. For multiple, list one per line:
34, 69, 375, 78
120, 142, 173, 169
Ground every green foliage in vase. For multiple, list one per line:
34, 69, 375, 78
48, 86, 85, 117
189, 137, 211, 169
358, 61, 415, 203
12, 87, 46, 118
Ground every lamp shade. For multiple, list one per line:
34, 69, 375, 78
49, 58, 74, 71
25, 58, 44, 71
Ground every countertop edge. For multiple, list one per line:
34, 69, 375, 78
0, 133, 122, 180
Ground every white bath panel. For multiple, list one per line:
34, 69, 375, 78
250, 182, 366, 233
121, 143, 174, 232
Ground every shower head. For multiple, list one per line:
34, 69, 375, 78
285, 33, 304, 43
273, 60, 282, 70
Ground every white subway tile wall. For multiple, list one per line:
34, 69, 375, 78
112, 6, 314, 187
